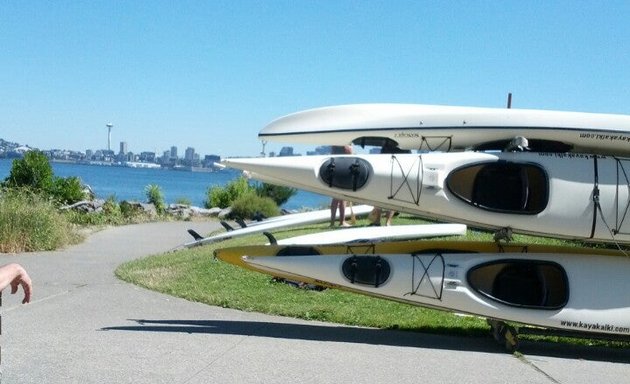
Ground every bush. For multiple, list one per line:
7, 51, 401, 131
120, 200, 144, 218
175, 197, 192, 206
3, 150, 54, 192
0, 190, 77, 252
255, 183, 297, 206
206, 177, 252, 208
3, 151, 86, 205
63, 196, 152, 226
229, 191, 279, 220
103, 195, 121, 216
145, 184, 166, 214
67, 196, 122, 226
51, 176, 86, 205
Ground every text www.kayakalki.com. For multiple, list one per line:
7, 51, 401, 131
560, 320, 630, 334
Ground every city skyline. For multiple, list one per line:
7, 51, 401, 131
0, 134, 216, 163
0, 135, 318, 167
5, 121, 292, 159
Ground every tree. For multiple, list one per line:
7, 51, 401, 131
50, 176, 85, 205
255, 183, 297, 206
3, 151, 86, 205
205, 177, 252, 208
3, 150, 54, 192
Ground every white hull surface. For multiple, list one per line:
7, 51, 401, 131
275, 223, 467, 245
215, 242, 630, 337
215, 240, 630, 336
184, 205, 373, 247
259, 104, 630, 156
225, 152, 630, 243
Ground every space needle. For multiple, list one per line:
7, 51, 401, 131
106, 123, 113, 151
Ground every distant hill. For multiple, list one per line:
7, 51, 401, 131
0, 138, 34, 158
0, 138, 19, 147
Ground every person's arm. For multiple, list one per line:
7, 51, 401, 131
0, 263, 32, 304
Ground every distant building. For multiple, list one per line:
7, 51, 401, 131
314, 145, 332, 155
183, 147, 200, 166
203, 154, 221, 168
101, 149, 115, 161
278, 146, 294, 157
14, 146, 32, 155
185, 147, 195, 161
45, 148, 84, 161
170, 146, 178, 159
158, 150, 168, 165
307, 145, 333, 156
139, 151, 156, 163
116, 142, 130, 162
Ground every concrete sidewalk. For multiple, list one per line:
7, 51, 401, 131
1, 221, 629, 383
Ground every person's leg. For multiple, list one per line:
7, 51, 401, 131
330, 199, 339, 226
385, 210, 395, 226
339, 200, 349, 226
369, 207, 382, 226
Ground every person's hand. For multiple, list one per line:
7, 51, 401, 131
10, 265, 32, 304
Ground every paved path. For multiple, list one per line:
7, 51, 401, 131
1, 221, 629, 383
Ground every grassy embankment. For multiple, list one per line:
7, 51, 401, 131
0, 190, 81, 252
0, 190, 173, 253
116, 214, 629, 348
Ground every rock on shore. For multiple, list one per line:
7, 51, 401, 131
61, 200, 224, 219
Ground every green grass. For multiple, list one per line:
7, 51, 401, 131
117, 241, 488, 335
116, 214, 630, 349
0, 190, 82, 252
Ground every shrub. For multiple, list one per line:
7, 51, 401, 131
63, 196, 152, 226
51, 176, 86, 205
255, 183, 297, 206
175, 197, 192, 206
120, 200, 144, 218
206, 177, 252, 208
3, 150, 54, 192
229, 191, 280, 220
65, 196, 121, 226
145, 184, 165, 213
0, 190, 77, 252
3, 151, 86, 205
103, 195, 121, 216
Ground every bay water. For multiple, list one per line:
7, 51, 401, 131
0, 159, 329, 210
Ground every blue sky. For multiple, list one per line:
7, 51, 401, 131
1, 1, 629, 157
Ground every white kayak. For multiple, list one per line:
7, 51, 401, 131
184, 204, 373, 248
259, 104, 630, 156
215, 241, 630, 341
224, 152, 630, 243
274, 223, 467, 245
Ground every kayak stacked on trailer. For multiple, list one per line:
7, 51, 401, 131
224, 151, 630, 243
259, 103, 630, 155
214, 103, 630, 350
214, 240, 630, 351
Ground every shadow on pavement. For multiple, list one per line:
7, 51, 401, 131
101, 318, 630, 362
